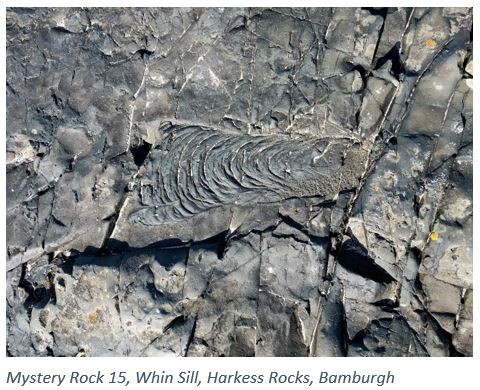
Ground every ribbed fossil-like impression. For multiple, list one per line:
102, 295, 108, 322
130, 126, 367, 225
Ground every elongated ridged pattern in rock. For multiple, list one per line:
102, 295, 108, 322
130, 126, 366, 224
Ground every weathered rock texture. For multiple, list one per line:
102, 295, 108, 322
6, 7, 473, 356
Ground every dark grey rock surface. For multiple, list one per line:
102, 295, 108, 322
6, 7, 473, 356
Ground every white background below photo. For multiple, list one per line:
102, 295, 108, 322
1, 357, 479, 389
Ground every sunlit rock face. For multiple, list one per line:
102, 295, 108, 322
6, 7, 472, 357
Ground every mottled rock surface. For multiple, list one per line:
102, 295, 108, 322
6, 7, 473, 356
